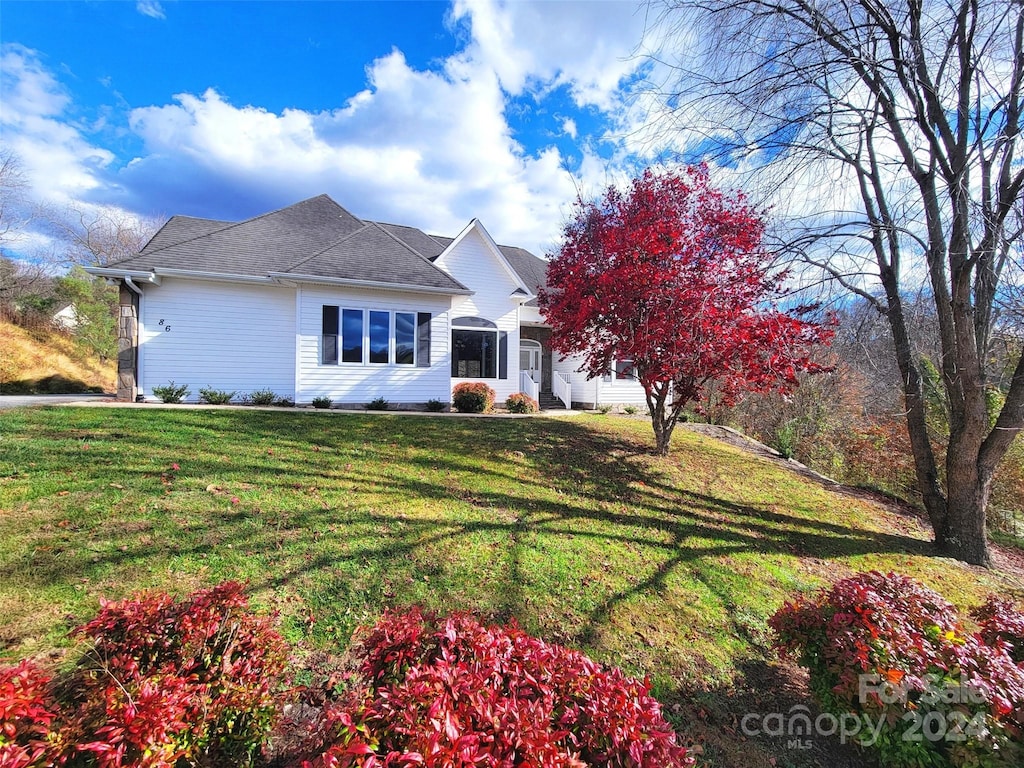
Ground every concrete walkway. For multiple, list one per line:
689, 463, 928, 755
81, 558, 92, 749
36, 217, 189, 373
0, 395, 580, 417
0, 393, 116, 410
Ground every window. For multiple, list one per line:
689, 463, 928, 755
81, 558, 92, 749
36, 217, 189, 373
452, 329, 497, 378
369, 310, 389, 364
321, 307, 430, 367
601, 356, 635, 383
342, 309, 363, 363
395, 312, 415, 365
451, 317, 507, 379
322, 306, 339, 364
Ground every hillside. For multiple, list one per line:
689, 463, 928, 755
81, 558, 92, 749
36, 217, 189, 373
1, 407, 1021, 766
0, 319, 115, 395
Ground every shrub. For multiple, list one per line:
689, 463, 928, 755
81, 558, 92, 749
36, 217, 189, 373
60, 581, 289, 767
246, 389, 278, 406
275, 397, 295, 408
300, 607, 694, 767
424, 398, 447, 412
624, 404, 639, 415
151, 381, 190, 404
771, 572, 1024, 767
312, 396, 333, 410
452, 382, 495, 413
0, 660, 59, 768
365, 396, 389, 411
198, 386, 236, 405
972, 596, 1024, 664
505, 392, 538, 413
1, 584, 289, 768
596, 403, 613, 414
773, 420, 798, 459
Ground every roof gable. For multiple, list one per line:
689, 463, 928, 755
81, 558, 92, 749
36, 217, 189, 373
283, 222, 467, 292
433, 219, 533, 295
94, 195, 543, 298
110, 195, 365, 276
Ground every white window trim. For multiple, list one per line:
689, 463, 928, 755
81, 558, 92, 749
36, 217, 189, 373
451, 322, 499, 380
322, 306, 420, 368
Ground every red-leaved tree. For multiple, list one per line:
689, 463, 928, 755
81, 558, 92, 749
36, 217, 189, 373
540, 166, 833, 455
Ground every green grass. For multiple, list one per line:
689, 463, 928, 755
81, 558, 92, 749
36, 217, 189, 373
1, 406, 1021, 766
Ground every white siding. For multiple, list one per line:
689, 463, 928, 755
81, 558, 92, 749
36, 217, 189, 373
139, 279, 295, 401
297, 285, 451, 406
437, 228, 523, 402
553, 354, 648, 408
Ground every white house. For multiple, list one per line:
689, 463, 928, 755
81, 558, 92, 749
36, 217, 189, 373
87, 195, 647, 409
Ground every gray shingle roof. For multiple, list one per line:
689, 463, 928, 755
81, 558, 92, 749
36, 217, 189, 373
374, 222, 447, 261
287, 223, 466, 291
108, 195, 547, 297
136, 216, 230, 255
112, 195, 366, 276
498, 245, 549, 306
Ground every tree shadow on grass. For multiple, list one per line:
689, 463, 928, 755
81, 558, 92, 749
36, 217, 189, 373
2, 409, 959, 764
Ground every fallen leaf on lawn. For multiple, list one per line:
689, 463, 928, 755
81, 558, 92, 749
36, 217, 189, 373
109, 483, 124, 489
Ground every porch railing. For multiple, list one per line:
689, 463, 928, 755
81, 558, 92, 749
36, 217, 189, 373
553, 371, 571, 409
519, 371, 540, 403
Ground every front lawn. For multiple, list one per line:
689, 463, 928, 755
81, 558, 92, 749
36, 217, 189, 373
1, 406, 1020, 766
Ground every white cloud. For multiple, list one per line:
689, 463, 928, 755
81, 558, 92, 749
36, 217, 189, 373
136, 1, 166, 20
449, 0, 649, 110
1, 1, 660, 256
0, 45, 115, 207
122, 46, 591, 253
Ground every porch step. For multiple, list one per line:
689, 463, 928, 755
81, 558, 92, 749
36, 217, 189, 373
537, 394, 565, 410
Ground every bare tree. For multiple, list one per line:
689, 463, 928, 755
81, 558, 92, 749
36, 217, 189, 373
49, 204, 165, 267
651, 0, 1023, 565
0, 148, 32, 253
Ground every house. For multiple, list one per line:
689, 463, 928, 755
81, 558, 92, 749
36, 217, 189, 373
51, 303, 79, 331
86, 195, 647, 409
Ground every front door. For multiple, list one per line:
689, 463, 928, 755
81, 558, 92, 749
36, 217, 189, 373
520, 340, 542, 386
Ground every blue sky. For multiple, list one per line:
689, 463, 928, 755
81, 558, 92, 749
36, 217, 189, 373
1, 0, 659, 256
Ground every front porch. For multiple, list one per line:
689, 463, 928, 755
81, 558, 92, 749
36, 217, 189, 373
518, 325, 570, 409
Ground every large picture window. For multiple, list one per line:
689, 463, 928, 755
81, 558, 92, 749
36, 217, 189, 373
322, 306, 429, 367
452, 329, 497, 378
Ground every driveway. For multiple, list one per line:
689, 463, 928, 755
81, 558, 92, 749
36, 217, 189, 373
0, 393, 115, 409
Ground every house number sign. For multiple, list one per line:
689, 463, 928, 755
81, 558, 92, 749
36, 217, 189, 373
158, 319, 172, 332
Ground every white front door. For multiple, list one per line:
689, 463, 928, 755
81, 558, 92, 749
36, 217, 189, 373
520, 340, 542, 385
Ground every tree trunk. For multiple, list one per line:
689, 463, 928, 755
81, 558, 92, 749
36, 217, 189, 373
646, 380, 680, 456
652, 416, 676, 456
937, 475, 995, 565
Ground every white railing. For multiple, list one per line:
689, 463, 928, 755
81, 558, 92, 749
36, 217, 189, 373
519, 370, 539, 403
553, 371, 571, 409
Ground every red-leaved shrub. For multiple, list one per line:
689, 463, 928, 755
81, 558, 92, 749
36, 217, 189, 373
0, 660, 60, 768
63, 580, 288, 767
505, 393, 539, 413
771, 572, 1024, 767
451, 382, 496, 413
2, 581, 289, 768
299, 607, 694, 767
973, 597, 1024, 665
